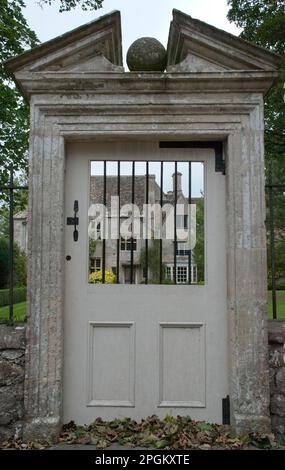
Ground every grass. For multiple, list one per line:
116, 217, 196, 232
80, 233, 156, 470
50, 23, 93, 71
0, 301, 27, 324
268, 290, 285, 319
0, 291, 284, 324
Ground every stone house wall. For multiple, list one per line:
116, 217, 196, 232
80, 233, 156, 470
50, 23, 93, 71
0, 325, 26, 442
268, 320, 285, 434
0, 321, 284, 442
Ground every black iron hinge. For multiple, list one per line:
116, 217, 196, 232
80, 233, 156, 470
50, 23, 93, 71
159, 141, 226, 174
222, 395, 231, 425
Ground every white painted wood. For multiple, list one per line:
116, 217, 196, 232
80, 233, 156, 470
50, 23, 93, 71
158, 323, 206, 407
64, 141, 227, 423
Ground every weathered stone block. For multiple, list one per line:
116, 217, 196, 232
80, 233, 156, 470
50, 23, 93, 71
270, 393, 285, 417
1, 350, 24, 361
269, 367, 276, 392
268, 320, 285, 345
0, 385, 24, 423
276, 368, 285, 394
0, 422, 23, 443
0, 326, 25, 350
271, 415, 285, 434
269, 346, 285, 368
0, 360, 24, 386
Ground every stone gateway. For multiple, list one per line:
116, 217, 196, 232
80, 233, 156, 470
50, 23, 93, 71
5, 9, 282, 439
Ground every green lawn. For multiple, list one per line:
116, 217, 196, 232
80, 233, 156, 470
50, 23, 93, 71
0, 301, 27, 323
268, 290, 285, 319
0, 291, 284, 323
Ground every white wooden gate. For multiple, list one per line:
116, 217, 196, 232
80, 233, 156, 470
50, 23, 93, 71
63, 141, 228, 424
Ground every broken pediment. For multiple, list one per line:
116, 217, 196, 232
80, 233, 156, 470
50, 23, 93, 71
6, 11, 123, 74
167, 9, 282, 72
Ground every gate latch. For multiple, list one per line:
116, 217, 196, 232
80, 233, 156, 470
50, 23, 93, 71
67, 200, 79, 242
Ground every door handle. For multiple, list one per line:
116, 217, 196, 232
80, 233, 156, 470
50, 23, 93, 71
67, 200, 79, 242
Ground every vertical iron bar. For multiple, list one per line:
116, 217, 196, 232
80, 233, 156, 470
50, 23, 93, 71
130, 161, 135, 284
145, 161, 149, 284
269, 162, 277, 319
102, 160, 106, 284
188, 162, 192, 284
9, 165, 14, 323
160, 161, 163, 284
174, 162, 177, 285
116, 161, 120, 284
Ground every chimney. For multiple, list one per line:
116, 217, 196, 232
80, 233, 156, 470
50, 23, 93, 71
172, 172, 182, 193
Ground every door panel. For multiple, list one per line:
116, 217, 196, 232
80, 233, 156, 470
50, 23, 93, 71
63, 141, 228, 423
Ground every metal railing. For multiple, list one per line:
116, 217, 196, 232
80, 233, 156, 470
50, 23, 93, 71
1, 160, 284, 321
0, 165, 28, 323
266, 162, 285, 319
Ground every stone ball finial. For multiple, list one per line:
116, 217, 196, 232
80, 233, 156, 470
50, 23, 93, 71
127, 37, 167, 72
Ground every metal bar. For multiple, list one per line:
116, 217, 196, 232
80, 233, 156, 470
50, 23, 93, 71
145, 161, 149, 284
116, 161, 120, 284
9, 165, 14, 323
102, 161, 106, 284
268, 163, 277, 319
266, 184, 285, 188
130, 161, 135, 284
160, 161, 163, 284
0, 186, 28, 191
174, 162, 177, 285
188, 161, 192, 285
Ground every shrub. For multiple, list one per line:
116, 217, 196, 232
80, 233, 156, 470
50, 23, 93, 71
0, 287, 27, 307
0, 239, 27, 288
89, 270, 116, 284
268, 279, 285, 291
0, 239, 9, 288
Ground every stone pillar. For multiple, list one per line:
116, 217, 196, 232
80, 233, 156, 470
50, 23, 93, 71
23, 108, 65, 439
226, 105, 271, 433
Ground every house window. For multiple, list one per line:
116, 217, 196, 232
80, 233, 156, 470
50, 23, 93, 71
177, 266, 188, 284
90, 258, 101, 272
176, 242, 190, 256
166, 266, 172, 279
177, 215, 188, 229
166, 264, 197, 284
192, 265, 198, 283
96, 222, 102, 240
120, 237, 137, 251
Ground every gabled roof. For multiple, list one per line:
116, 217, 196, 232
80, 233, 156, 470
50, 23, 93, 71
5, 9, 282, 99
167, 9, 282, 72
6, 10, 122, 75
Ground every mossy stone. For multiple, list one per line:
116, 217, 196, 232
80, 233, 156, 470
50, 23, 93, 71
127, 37, 167, 72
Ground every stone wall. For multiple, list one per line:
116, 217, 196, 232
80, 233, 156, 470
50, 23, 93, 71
0, 325, 26, 442
0, 321, 285, 441
268, 320, 285, 434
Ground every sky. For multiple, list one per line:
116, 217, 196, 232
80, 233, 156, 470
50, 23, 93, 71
91, 161, 204, 196
22, 0, 237, 195
23, 0, 241, 67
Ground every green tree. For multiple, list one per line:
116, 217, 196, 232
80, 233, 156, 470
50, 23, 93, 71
227, 1, 285, 188
39, 0, 103, 11
227, 1, 285, 280
140, 239, 166, 283
1, 0, 105, 187
13, 243, 27, 286
0, 238, 26, 288
0, 0, 39, 187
